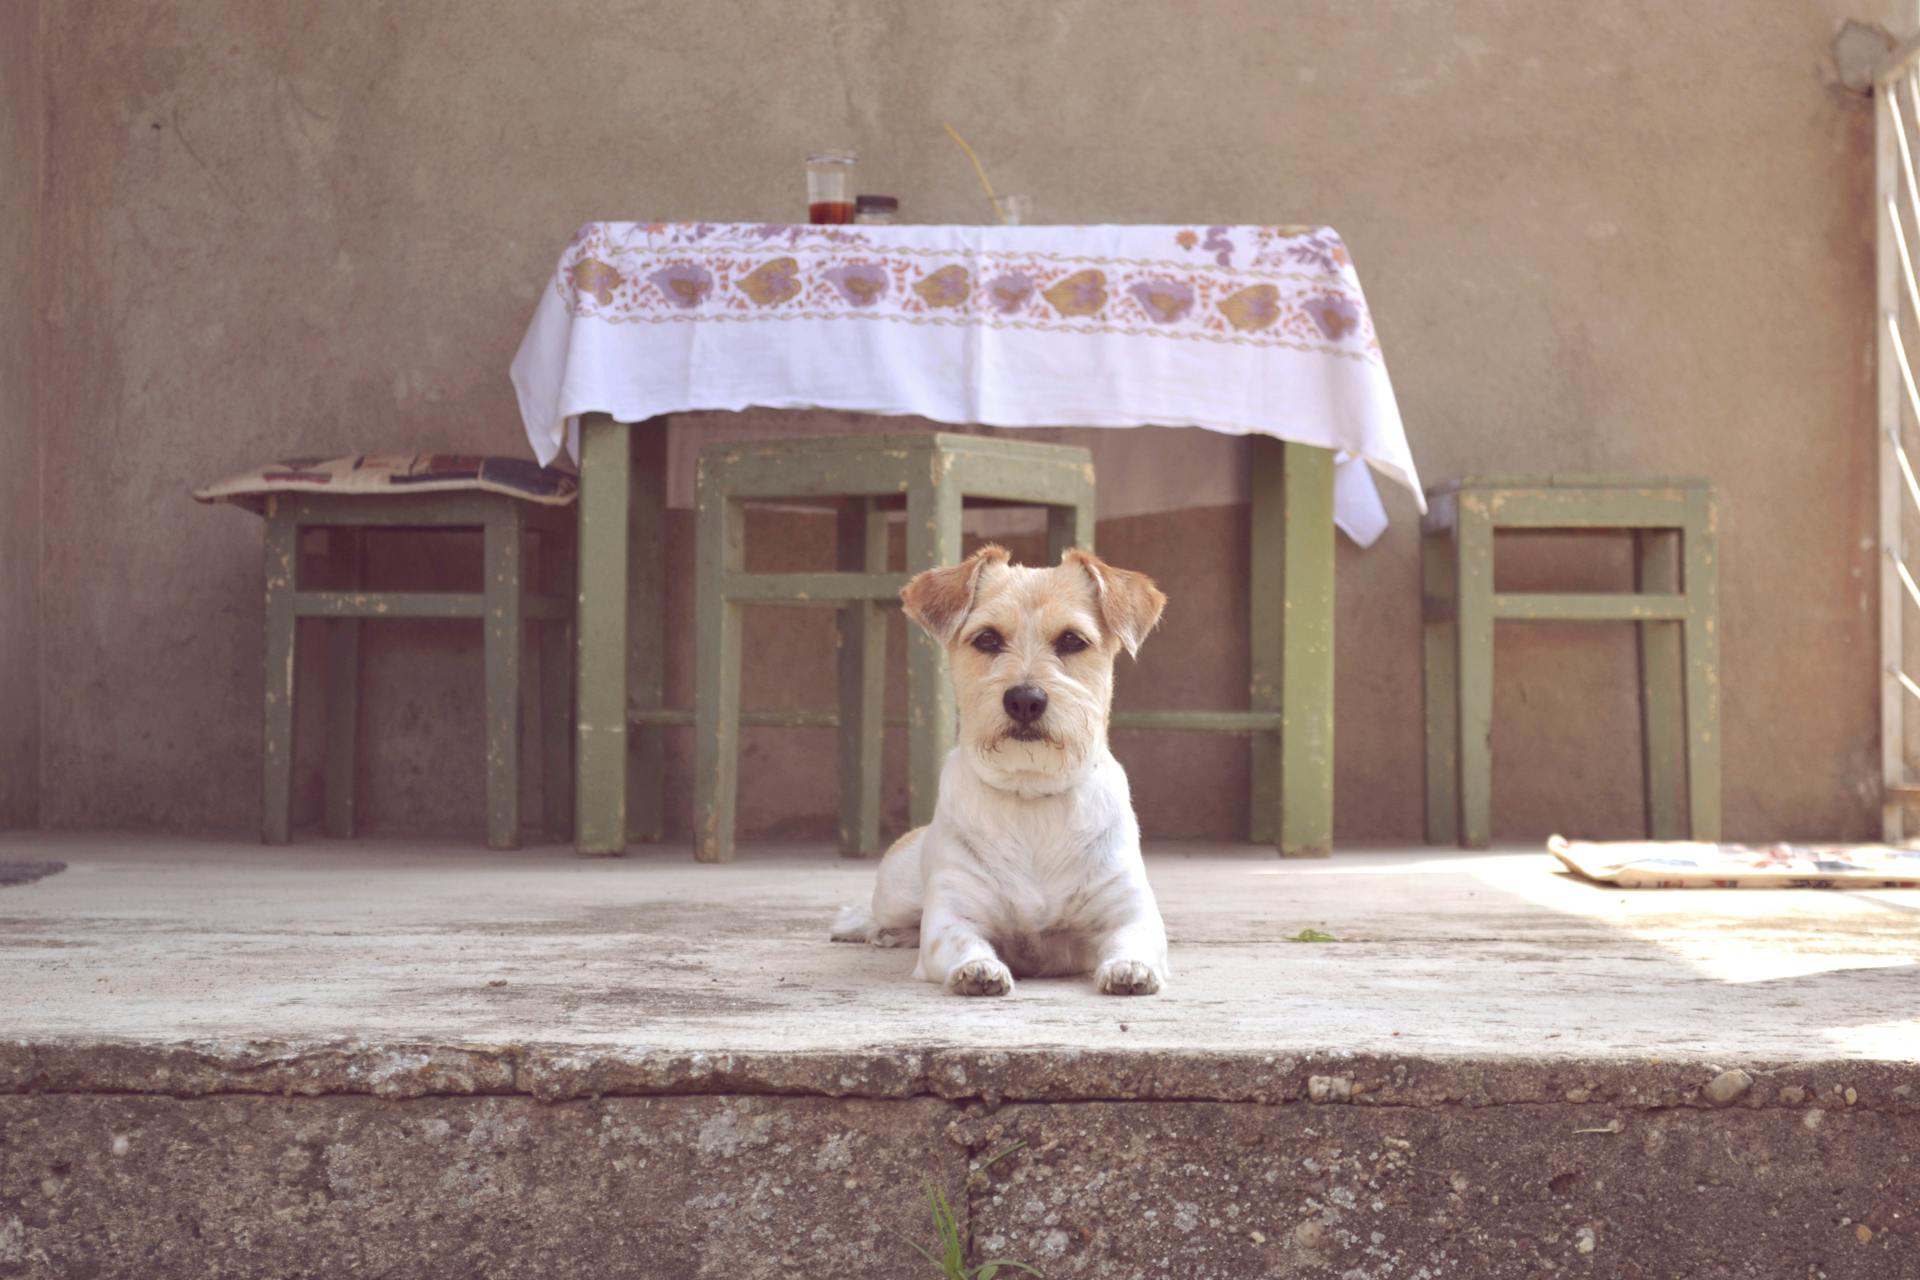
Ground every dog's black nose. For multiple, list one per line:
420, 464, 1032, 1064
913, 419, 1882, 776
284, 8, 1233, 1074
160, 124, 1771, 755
1003, 684, 1048, 724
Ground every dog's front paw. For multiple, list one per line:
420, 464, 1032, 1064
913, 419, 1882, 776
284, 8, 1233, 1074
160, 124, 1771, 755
1095, 958, 1164, 996
948, 958, 1014, 997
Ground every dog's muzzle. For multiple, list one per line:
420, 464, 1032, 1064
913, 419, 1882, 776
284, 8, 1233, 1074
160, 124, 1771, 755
1003, 684, 1048, 740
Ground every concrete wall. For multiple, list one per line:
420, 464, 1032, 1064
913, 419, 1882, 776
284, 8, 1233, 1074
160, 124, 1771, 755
0, 0, 42, 830
25, 1, 1901, 842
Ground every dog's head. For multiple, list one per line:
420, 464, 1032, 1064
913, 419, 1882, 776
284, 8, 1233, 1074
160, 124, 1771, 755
902, 545, 1166, 793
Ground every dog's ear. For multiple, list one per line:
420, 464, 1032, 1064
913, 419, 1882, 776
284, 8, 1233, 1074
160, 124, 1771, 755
901, 544, 1011, 644
1065, 549, 1167, 658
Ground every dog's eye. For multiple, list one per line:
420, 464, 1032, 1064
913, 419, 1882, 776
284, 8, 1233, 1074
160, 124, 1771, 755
1055, 630, 1089, 655
970, 629, 1004, 654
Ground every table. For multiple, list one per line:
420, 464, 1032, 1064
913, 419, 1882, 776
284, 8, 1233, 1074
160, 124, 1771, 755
511, 221, 1422, 857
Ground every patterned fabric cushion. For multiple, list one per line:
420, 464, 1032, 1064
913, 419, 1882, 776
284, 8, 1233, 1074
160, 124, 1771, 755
194, 454, 578, 510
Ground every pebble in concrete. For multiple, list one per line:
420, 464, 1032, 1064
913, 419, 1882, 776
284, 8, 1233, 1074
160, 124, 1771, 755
1703, 1067, 1753, 1106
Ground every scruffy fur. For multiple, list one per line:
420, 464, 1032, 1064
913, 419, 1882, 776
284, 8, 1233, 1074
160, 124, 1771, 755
831, 545, 1171, 997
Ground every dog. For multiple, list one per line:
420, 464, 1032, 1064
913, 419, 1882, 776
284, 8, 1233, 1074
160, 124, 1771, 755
830, 544, 1170, 997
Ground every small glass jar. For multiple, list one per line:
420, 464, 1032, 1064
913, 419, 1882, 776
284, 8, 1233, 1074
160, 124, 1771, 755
806, 150, 857, 224
854, 194, 898, 225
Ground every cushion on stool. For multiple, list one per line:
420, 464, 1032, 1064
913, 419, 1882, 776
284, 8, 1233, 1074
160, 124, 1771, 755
194, 453, 578, 512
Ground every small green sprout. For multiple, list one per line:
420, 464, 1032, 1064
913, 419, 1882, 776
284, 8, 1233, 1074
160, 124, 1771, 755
1285, 927, 1340, 943
902, 1182, 1043, 1279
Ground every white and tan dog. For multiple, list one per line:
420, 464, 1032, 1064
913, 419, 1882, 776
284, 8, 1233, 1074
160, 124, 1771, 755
831, 545, 1170, 997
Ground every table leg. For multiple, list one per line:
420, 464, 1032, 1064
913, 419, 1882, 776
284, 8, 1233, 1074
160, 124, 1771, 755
574, 412, 629, 855
1250, 439, 1336, 858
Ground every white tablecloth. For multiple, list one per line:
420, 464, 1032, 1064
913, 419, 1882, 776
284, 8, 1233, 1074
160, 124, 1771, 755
511, 222, 1422, 545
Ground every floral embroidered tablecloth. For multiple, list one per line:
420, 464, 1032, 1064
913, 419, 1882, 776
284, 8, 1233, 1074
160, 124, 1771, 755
511, 222, 1422, 544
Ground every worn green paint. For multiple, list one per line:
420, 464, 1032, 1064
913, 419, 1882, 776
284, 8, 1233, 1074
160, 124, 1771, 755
626, 425, 668, 844
260, 498, 299, 846
1635, 529, 1687, 840
1453, 501, 1497, 850
1459, 487, 1692, 531
1491, 592, 1691, 622
1425, 476, 1722, 848
573, 413, 630, 856
1421, 529, 1459, 846
1279, 443, 1336, 859
1111, 709, 1285, 732
1047, 495, 1096, 563
255, 492, 575, 848
291, 590, 565, 620
540, 523, 575, 843
483, 503, 524, 851
721, 571, 910, 603
294, 591, 484, 619
837, 499, 888, 857
678, 433, 1095, 861
906, 455, 964, 829
692, 474, 745, 863
944, 450, 1096, 508
1682, 488, 1723, 841
1247, 439, 1285, 846
636, 707, 839, 728
322, 529, 363, 840
1434, 473, 1709, 493
276, 492, 507, 528
1248, 441, 1337, 856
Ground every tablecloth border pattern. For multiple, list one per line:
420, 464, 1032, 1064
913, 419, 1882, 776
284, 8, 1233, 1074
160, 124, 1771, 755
552, 222, 1384, 364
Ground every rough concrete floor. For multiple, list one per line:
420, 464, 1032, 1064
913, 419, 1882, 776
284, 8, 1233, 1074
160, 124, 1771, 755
3, 831, 1916, 1072
4, 833, 1918, 1278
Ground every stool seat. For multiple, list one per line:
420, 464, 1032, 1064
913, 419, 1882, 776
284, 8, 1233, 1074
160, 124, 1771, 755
1422, 474, 1720, 848
193, 453, 577, 511
200, 456, 577, 849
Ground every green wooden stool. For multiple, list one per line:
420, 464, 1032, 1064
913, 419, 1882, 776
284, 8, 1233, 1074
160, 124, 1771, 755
691, 433, 1096, 863
197, 455, 578, 849
1421, 475, 1721, 848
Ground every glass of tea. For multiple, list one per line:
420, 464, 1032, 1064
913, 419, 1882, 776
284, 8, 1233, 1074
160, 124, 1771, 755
807, 151, 857, 224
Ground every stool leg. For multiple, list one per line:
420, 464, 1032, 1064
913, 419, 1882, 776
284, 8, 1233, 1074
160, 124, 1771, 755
1250, 440, 1336, 857
574, 412, 629, 855
1249, 442, 1283, 846
484, 503, 524, 850
540, 521, 576, 842
628, 424, 668, 843
1047, 489, 1097, 562
1635, 529, 1688, 840
694, 481, 746, 862
1422, 526, 1460, 846
1682, 491, 1723, 841
1455, 497, 1496, 849
323, 528, 364, 840
262, 506, 299, 845
906, 465, 964, 828
837, 499, 888, 857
